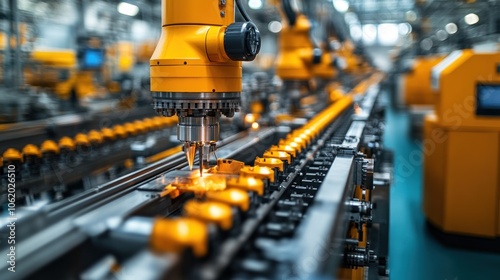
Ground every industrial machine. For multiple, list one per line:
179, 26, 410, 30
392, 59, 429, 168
150, 0, 261, 175
423, 49, 500, 250
273, 0, 322, 115
396, 54, 446, 137
0, 73, 391, 280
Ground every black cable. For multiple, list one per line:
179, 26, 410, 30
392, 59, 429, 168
235, 0, 251, 22
282, 0, 297, 26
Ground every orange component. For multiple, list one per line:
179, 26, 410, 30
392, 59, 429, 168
269, 144, 297, 158
3, 148, 22, 162
206, 188, 250, 212
74, 133, 90, 146
263, 150, 291, 164
133, 120, 146, 134
59, 136, 75, 150
142, 118, 154, 131
183, 200, 233, 231
254, 157, 284, 172
100, 128, 116, 141
88, 130, 103, 144
22, 144, 41, 158
215, 158, 245, 174
227, 176, 265, 196
240, 165, 275, 183
124, 123, 137, 136
152, 117, 164, 130
150, 218, 208, 257
41, 140, 60, 154
113, 125, 128, 139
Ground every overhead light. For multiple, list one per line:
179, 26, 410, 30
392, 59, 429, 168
118, 2, 139, 17
445, 23, 458, 34
398, 23, 412, 35
405, 11, 417, 22
268, 21, 282, 33
464, 13, 479, 25
333, 0, 349, 13
436, 30, 448, 41
248, 0, 263, 10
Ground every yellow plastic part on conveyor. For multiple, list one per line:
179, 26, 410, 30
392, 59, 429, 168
262, 150, 291, 165
240, 165, 275, 183
113, 125, 127, 139
41, 140, 60, 154
214, 158, 245, 175
254, 157, 284, 172
150, 218, 208, 257
22, 144, 41, 158
100, 128, 115, 142
269, 144, 298, 158
183, 200, 233, 231
227, 176, 265, 196
74, 133, 90, 146
59, 136, 76, 150
3, 148, 22, 162
205, 188, 250, 212
88, 130, 103, 145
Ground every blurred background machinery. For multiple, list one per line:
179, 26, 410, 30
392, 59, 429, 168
1, 0, 500, 280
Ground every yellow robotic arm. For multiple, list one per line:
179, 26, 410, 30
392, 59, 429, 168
150, 0, 261, 176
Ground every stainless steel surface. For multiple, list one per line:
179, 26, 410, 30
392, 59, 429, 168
178, 115, 220, 143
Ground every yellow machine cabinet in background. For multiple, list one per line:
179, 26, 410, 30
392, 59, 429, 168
399, 55, 445, 106
423, 50, 500, 244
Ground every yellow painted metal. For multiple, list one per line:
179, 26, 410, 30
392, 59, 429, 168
275, 12, 316, 81
100, 128, 116, 142
184, 200, 233, 231
401, 55, 444, 106
423, 50, 500, 238
151, 0, 241, 93
88, 130, 103, 145
313, 51, 337, 79
150, 218, 208, 257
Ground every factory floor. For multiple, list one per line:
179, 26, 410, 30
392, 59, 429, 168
384, 92, 500, 280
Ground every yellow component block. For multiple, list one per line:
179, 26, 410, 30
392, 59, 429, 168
88, 130, 103, 144
22, 144, 41, 158
142, 118, 154, 132
124, 123, 138, 136
184, 200, 233, 231
41, 140, 60, 154
58, 137, 75, 151
215, 158, 245, 175
313, 51, 337, 79
30, 50, 77, 68
133, 120, 146, 134
3, 148, 22, 162
270, 144, 297, 158
113, 125, 127, 139
254, 157, 284, 172
227, 176, 265, 196
240, 165, 275, 183
263, 151, 291, 165
100, 128, 116, 142
74, 133, 90, 147
206, 188, 250, 211
150, 218, 208, 257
